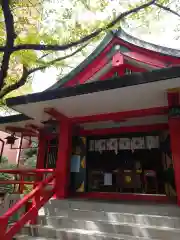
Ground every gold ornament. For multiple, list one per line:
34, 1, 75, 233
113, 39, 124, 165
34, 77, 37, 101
125, 176, 131, 183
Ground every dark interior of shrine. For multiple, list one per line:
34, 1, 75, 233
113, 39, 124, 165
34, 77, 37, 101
86, 134, 166, 195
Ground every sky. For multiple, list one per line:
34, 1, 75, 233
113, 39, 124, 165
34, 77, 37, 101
32, 0, 180, 93
32, 0, 124, 92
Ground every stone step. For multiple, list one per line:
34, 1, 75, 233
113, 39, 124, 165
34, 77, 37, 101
38, 209, 180, 229
15, 228, 161, 240
13, 200, 180, 239
41, 199, 180, 217
18, 222, 180, 240
14, 235, 54, 240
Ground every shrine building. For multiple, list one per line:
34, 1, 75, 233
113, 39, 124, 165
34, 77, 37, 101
1, 28, 180, 204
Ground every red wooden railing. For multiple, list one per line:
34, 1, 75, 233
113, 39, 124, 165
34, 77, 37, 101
0, 169, 55, 240
0, 169, 54, 193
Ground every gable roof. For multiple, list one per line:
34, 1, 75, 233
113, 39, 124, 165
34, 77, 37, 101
48, 28, 180, 90
47, 31, 114, 90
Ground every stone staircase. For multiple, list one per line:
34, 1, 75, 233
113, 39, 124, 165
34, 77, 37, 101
14, 199, 180, 240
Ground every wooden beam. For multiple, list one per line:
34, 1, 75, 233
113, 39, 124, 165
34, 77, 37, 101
80, 123, 168, 136
25, 124, 41, 131
71, 106, 168, 124
44, 108, 68, 122
5, 126, 37, 137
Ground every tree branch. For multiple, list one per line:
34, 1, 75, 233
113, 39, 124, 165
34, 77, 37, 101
154, 3, 180, 18
1, 0, 178, 99
14, 0, 156, 51
0, 66, 29, 99
0, 0, 16, 92
0, 0, 156, 53
0, 43, 88, 98
35, 43, 89, 70
107, 0, 156, 28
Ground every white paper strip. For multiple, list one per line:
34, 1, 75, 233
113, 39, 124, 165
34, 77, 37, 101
98, 139, 106, 153
119, 138, 131, 150
104, 173, 112, 186
95, 140, 100, 152
146, 136, 159, 149
106, 138, 118, 154
95, 140, 105, 153
131, 137, 145, 151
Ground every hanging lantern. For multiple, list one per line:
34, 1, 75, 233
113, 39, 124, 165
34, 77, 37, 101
5, 133, 18, 145
41, 118, 57, 126
41, 119, 58, 133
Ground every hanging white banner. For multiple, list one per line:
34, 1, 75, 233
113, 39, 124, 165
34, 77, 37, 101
131, 137, 145, 152
98, 139, 106, 153
146, 136, 159, 149
94, 139, 106, 153
119, 138, 131, 150
89, 136, 159, 153
94, 140, 102, 153
106, 138, 118, 154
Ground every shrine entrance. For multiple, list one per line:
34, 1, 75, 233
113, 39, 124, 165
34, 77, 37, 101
86, 133, 169, 196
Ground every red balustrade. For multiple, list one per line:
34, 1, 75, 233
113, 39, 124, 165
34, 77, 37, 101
0, 169, 54, 193
0, 169, 54, 174
0, 169, 55, 240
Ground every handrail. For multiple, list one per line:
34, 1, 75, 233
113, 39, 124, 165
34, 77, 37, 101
0, 168, 54, 194
0, 180, 46, 185
0, 173, 55, 240
2, 174, 54, 218
0, 169, 54, 174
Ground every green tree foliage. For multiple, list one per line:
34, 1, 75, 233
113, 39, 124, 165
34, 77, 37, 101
0, 142, 38, 194
125, 0, 180, 43
23, 141, 38, 168
0, 1, 42, 99
0, 0, 178, 106
0, 156, 16, 193
22, 142, 38, 194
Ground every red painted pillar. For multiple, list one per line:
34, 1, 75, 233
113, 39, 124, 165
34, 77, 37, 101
55, 120, 72, 198
169, 118, 180, 205
31, 132, 46, 224
168, 92, 180, 205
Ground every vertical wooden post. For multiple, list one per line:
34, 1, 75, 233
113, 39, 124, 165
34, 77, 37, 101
169, 118, 180, 205
55, 120, 72, 198
168, 92, 180, 205
30, 132, 46, 224
0, 216, 8, 239
30, 190, 41, 225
